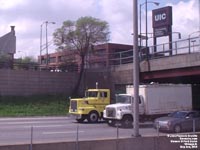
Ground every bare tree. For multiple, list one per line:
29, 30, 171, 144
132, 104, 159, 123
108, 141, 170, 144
53, 16, 110, 96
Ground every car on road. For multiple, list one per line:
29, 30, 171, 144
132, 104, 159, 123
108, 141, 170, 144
154, 110, 200, 133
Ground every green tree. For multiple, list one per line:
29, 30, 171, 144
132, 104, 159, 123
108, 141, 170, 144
53, 16, 110, 96
57, 51, 78, 72
0, 53, 10, 61
15, 56, 38, 70
0, 53, 13, 68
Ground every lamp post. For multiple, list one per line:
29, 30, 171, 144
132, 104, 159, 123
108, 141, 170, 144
199, 0, 200, 34
139, 1, 159, 50
191, 40, 196, 52
40, 22, 46, 66
133, 0, 140, 137
44, 21, 56, 69
188, 31, 200, 53
173, 32, 181, 39
198, 0, 200, 53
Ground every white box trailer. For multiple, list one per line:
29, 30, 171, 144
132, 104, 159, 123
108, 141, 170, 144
126, 84, 192, 115
103, 84, 192, 128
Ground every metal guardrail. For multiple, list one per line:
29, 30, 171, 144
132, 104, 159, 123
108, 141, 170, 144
92, 36, 200, 66
149, 36, 200, 58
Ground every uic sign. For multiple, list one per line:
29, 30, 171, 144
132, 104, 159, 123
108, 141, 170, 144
152, 6, 172, 28
154, 13, 167, 22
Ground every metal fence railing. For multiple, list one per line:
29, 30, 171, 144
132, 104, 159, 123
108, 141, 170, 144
101, 36, 200, 67
149, 36, 200, 59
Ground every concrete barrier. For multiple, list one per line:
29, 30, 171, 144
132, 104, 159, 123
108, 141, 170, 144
0, 134, 199, 150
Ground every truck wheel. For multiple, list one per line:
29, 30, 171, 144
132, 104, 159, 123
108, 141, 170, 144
87, 111, 99, 123
121, 115, 133, 128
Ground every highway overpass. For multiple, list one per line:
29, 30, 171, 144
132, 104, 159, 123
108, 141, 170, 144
86, 36, 200, 109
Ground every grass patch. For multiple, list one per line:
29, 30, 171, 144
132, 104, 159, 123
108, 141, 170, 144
0, 95, 70, 117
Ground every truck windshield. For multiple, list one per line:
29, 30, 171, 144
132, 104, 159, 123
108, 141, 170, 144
116, 95, 131, 104
86, 91, 98, 97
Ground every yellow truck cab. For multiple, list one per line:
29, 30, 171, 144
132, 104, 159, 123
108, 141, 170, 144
69, 88, 110, 123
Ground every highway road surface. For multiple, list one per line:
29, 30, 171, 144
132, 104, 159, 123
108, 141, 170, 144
0, 116, 165, 146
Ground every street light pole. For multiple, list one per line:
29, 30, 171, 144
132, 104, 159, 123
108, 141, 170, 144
199, 0, 200, 34
139, 1, 159, 57
45, 21, 48, 68
199, 0, 200, 52
40, 23, 44, 66
188, 31, 200, 53
145, 0, 148, 50
139, 4, 142, 47
45, 21, 56, 69
133, 0, 140, 137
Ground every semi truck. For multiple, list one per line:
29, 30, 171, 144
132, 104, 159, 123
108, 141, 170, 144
103, 84, 192, 128
69, 88, 110, 123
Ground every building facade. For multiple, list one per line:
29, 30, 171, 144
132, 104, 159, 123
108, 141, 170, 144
38, 43, 133, 72
0, 26, 16, 68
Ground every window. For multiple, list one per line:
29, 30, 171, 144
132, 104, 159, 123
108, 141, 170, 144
100, 92, 107, 98
58, 56, 62, 62
87, 91, 98, 97
49, 57, 56, 63
41, 59, 46, 64
58, 56, 65, 62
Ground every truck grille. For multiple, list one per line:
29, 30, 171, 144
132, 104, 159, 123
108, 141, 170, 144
106, 108, 116, 117
71, 101, 77, 112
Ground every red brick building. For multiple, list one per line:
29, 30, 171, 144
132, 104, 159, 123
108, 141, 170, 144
38, 43, 133, 72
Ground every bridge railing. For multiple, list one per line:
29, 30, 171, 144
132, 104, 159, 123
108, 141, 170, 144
104, 36, 200, 66
108, 49, 133, 65
149, 36, 200, 59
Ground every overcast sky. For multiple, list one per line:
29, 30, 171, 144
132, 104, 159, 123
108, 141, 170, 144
0, 0, 199, 59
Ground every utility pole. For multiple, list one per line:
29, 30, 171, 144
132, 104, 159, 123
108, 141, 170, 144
132, 0, 140, 137
44, 21, 56, 70
45, 21, 48, 69
199, 0, 200, 33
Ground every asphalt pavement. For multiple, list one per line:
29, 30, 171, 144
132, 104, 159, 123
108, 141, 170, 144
0, 116, 163, 146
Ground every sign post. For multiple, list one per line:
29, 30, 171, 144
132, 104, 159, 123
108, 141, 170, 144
152, 6, 173, 55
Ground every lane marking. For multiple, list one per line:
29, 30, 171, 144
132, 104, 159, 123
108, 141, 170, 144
0, 117, 69, 121
43, 131, 85, 135
0, 121, 69, 126
0, 121, 41, 125
23, 125, 65, 128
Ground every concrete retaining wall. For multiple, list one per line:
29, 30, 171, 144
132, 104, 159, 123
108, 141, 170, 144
0, 69, 112, 96
0, 69, 78, 96
0, 135, 199, 150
